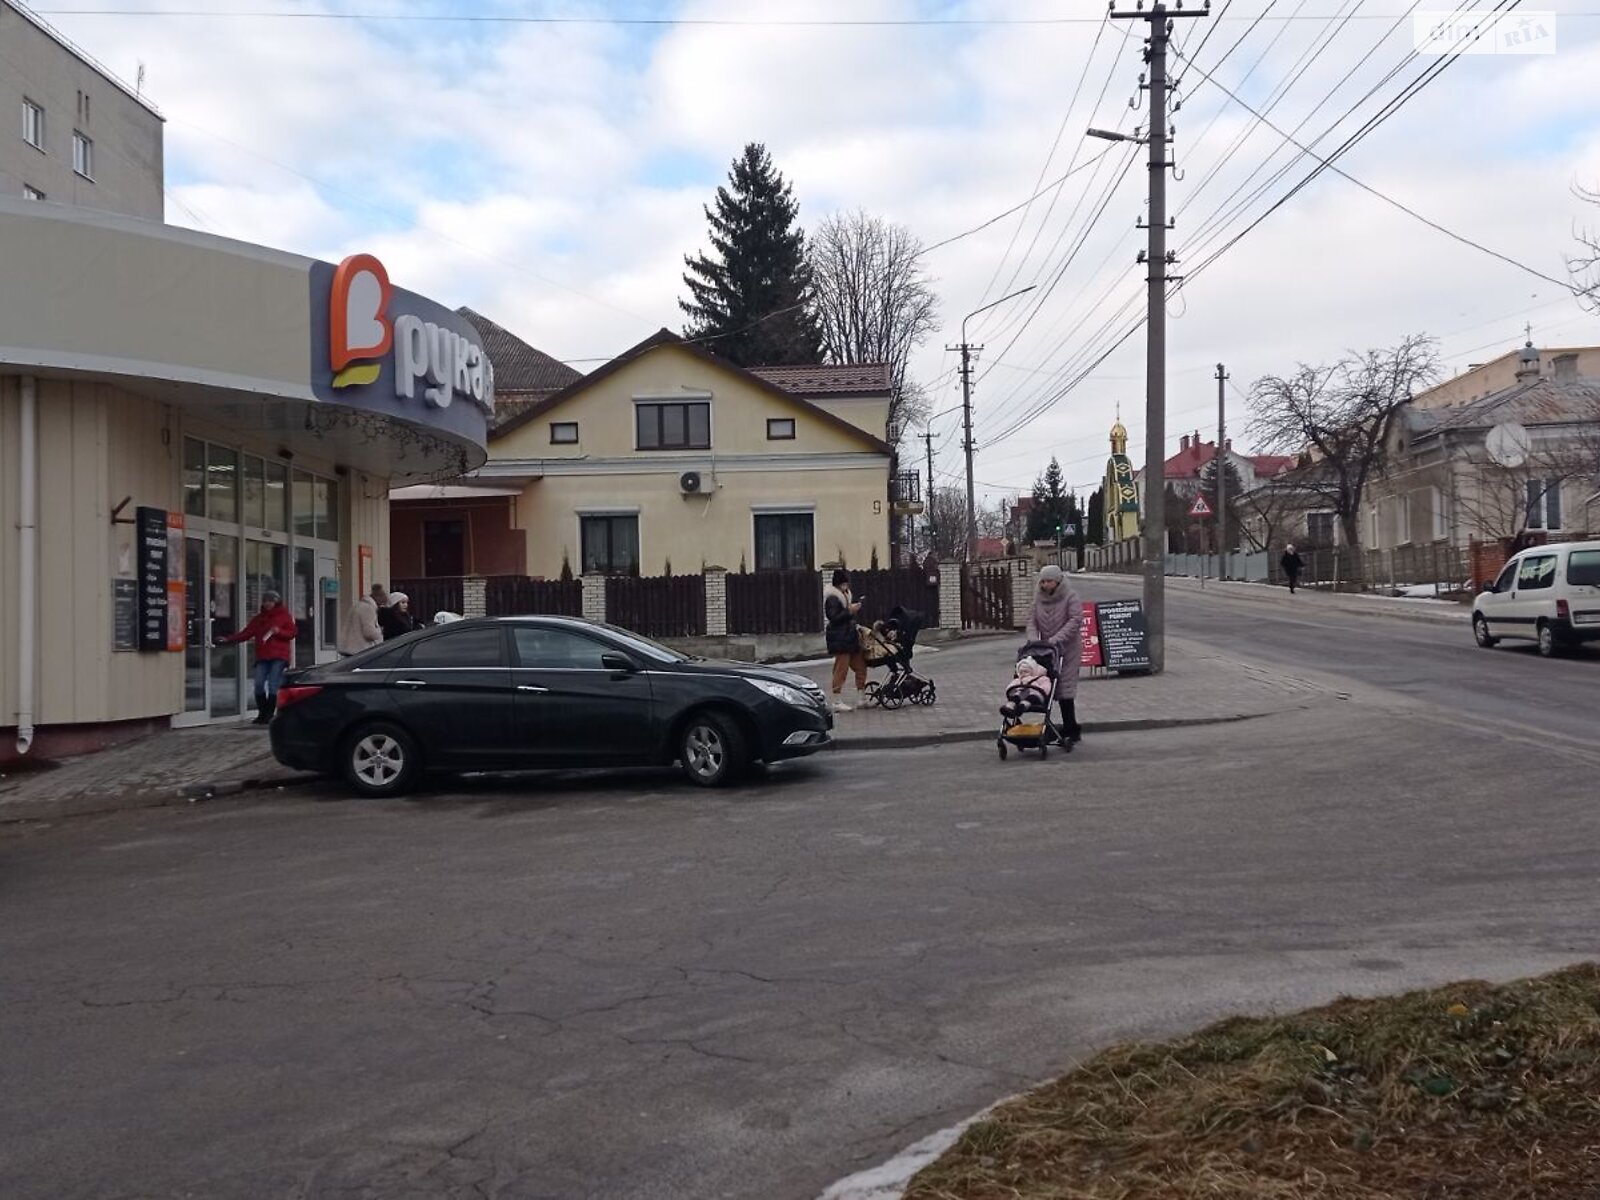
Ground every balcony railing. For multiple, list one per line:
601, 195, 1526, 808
891, 471, 922, 505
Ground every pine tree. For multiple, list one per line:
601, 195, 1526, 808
680, 143, 823, 366
1026, 457, 1072, 542
1086, 487, 1106, 546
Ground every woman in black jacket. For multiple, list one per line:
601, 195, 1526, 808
822, 569, 866, 712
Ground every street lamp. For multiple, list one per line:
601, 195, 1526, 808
955, 284, 1036, 562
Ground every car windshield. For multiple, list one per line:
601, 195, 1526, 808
595, 623, 689, 663
1569, 550, 1600, 587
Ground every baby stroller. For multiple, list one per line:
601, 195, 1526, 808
996, 642, 1064, 759
861, 605, 937, 709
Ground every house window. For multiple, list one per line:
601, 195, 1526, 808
636, 401, 710, 450
1525, 479, 1562, 531
766, 418, 796, 441
550, 421, 579, 445
23, 185, 44, 201
73, 132, 94, 179
580, 514, 639, 575
1307, 512, 1335, 546
23, 99, 44, 150
754, 512, 815, 572
423, 519, 466, 577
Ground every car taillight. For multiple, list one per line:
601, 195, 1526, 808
1557, 599, 1571, 621
275, 684, 323, 713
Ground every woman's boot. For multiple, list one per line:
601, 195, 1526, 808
1063, 699, 1082, 744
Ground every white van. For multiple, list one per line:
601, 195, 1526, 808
1473, 542, 1600, 656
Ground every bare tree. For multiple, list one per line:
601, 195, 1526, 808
808, 210, 940, 445
1235, 481, 1306, 552
1453, 440, 1595, 544
1568, 181, 1600, 314
1248, 335, 1441, 580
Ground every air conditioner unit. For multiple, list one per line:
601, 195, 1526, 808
679, 470, 703, 495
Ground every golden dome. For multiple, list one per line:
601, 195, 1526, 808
1109, 420, 1129, 454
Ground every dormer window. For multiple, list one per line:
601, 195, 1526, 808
635, 400, 710, 450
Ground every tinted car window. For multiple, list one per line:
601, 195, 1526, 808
407, 627, 507, 668
1568, 550, 1600, 587
343, 642, 408, 670
1493, 562, 1518, 592
1517, 555, 1557, 591
512, 627, 612, 669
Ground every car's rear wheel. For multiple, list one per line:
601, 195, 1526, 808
1537, 620, 1560, 658
342, 721, 420, 798
1473, 615, 1498, 648
679, 711, 747, 788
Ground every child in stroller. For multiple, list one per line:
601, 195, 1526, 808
861, 604, 937, 709
996, 641, 1066, 758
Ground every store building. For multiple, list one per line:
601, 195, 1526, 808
0, 197, 492, 762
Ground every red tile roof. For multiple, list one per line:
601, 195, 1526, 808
750, 363, 893, 397
1158, 440, 1296, 480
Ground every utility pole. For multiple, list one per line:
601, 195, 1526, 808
1216, 362, 1228, 581
951, 285, 1036, 563
1105, 0, 1208, 673
922, 429, 937, 561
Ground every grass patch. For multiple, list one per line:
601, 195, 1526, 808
905, 965, 1600, 1199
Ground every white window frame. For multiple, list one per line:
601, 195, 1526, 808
23, 184, 45, 201
23, 99, 44, 151
72, 131, 94, 180
1526, 478, 1563, 532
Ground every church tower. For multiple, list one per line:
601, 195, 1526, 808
1103, 415, 1140, 543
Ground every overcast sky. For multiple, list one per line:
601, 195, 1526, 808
37, 0, 1600, 504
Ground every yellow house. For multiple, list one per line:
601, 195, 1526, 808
471, 331, 894, 577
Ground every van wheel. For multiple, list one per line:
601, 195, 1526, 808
1537, 620, 1560, 658
342, 721, 420, 798
679, 711, 747, 788
1473, 615, 1498, 648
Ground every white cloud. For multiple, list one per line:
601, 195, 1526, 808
35, 0, 1600, 498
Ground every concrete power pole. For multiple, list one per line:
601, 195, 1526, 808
952, 285, 1036, 564
1216, 362, 1228, 580
922, 429, 937, 561
1107, 0, 1208, 673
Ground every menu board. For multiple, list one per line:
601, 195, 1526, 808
135, 506, 169, 652
1080, 602, 1104, 669
1096, 598, 1152, 673
112, 578, 138, 651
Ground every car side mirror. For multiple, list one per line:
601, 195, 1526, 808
601, 652, 637, 673
1480, 581, 1495, 594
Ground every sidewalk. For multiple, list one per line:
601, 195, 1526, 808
798, 634, 1335, 750
1078, 572, 1472, 627
0, 637, 1338, 824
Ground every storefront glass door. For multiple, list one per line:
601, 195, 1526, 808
209, 533, 242, 718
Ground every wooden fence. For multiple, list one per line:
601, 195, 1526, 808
847, 566, 942, 628
485, 575, 582, 617
960, 564, 1013, 630
390, 577, 463, 624
726, 570, 819, 635
606, 574, 707, 638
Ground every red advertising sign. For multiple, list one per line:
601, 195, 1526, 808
166, 511, 186, 652
1080, 601, 1104, 669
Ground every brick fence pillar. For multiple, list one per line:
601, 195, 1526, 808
462, 576, 487, 618
582, 573, 607, 623
704, 567, 727, 637
938, 561, 963, 630
1009, 557, 1033, 628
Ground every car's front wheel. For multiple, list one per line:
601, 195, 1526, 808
1473, 615, 1498, 648
678, 711, 747, 788
342, 721, 420, 798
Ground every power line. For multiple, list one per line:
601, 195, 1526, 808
40, 7, 1578, 22
916, 150, 1115, 259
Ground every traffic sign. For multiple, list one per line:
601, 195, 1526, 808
1188, 493, 1213, 518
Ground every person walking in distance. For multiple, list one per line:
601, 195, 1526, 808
216, 590, 297, 725
1023, 564, 1084, 747
337, 587, 383, 656
1280, 544, 1305, 594
823, 569, 867, 713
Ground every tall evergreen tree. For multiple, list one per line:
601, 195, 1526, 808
680, 143, 823, 366
1026, 457, 1072, 542
1086, 487, 1106, 546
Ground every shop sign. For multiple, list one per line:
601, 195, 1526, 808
312, 255, 495, 445
1095, 598, 1152, 673
136, 506, 169, 652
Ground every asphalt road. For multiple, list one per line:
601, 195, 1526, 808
1076, 577, 1600, 746
3, 696, 1597, 1200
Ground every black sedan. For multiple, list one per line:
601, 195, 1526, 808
269, 616, 833, 797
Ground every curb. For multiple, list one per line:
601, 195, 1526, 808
827, 707, 1302, 751
0, 771, 319, 825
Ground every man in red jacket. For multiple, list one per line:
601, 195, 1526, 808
219, 590, 298, 724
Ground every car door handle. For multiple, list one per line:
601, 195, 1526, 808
516, 685, 549, 694
396, 679, 427, 689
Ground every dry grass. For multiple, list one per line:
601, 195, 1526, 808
905, 965, 1600, 1199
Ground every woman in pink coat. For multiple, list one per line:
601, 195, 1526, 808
1022, 564, 1083, 745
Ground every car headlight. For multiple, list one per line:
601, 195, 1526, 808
749, 679, 813, 708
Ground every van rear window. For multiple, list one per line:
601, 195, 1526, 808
1568, 550, 1600, 587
